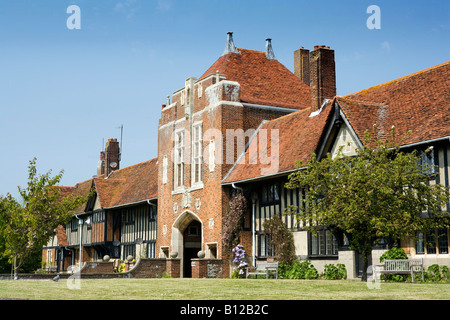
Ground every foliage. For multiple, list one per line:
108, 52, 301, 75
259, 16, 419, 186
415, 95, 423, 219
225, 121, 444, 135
379, 247, 408, 262
379, 247, 409, 282
231, 244, 248, 278
424, 264, 450, 283
279, 260, 319, 280
262, 215, 296, 265
0, 158, 87, 276
285, 127, 450, 281
222, 193, 247, 254
323, 263, 347, 280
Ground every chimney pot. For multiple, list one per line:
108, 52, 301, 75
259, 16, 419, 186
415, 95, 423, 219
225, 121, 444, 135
223, 32, 239, 56
265, 38, 276, 60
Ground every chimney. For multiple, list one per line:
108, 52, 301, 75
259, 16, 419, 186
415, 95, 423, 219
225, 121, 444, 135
294, 46, 310, 86
223, 32, 239, 56
97, 151, 105, 177
310, 45, 336, 110
105, 138, 120, 176
265, 38, 276, 60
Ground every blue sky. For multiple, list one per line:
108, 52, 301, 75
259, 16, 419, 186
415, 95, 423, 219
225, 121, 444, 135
0, 0, 449, 198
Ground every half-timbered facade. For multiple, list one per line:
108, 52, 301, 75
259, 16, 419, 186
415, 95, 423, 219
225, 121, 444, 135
43, 140, 158, 271
43, 33, 449, 278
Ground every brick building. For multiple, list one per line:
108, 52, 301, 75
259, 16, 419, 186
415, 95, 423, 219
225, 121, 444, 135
44, 33, 450, 278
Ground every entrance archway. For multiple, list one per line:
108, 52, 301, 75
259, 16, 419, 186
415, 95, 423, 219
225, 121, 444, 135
172, 211, 203, 278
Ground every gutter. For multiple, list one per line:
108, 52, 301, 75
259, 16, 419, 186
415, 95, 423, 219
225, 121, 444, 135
241, 102, 300, 114
222, 167, 306, 186
102, 197, 158, 210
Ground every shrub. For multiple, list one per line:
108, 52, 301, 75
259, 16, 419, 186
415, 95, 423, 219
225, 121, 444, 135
281, 260, 319, 280
262, 215, 296, 265
425, 264, 450, 283
379, 247, 408, 262
379, 247, 408, 282
323, 263, 347, 280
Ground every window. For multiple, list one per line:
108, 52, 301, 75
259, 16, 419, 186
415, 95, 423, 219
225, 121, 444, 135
419, 148, 435, 175
438, 229, 449, 254
92, 210, 105, 223
192, 124, 203, 184
426, 232, 437, 254
310, 230, 338, 256
416, 228, 449, 254
174, 130, 185, 189
70, 219, 78, 232
147, 241, 156, 258
260, 183, 280, 204
122, 210, 135, 225
259, 234, 274, 257
123, 244, 136, 260
416, 232, 425, 254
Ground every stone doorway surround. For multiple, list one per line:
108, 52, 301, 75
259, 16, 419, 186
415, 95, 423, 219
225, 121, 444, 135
171, 210, 203, 278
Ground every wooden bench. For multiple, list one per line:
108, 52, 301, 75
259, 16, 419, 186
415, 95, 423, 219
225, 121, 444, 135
374, 259, 424, 282
246, 262, 279, 279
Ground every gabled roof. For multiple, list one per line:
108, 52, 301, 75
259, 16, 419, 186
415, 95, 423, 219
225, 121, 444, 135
93, 157, 158, 209
223, 60, 450, 184
223, 100, 334, 184
57, 157, 158, 213
200, 48, 311, 109
342, 61, 450, 146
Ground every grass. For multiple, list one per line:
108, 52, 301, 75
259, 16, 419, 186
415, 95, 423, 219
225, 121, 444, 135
0, 278, 449, 300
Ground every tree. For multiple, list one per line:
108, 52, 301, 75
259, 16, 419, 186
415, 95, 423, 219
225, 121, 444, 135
0, 158, 87, 278
263, 215, 296, 265
285, 128, 450, 281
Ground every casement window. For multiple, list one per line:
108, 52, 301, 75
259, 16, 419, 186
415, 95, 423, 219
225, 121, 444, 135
258, 234, 274, 257
70, 219, 78, 232
192, 124, 203, 185
310, 230, 338, 256
92, 210, 105, 223
122, 210, 135, 225
174, 130, 185, 189
260, 182, 280, 205
123, 244, 136, 260
418, 148, 435, 175
147, 241, 156, 258
416, 228, 449, 254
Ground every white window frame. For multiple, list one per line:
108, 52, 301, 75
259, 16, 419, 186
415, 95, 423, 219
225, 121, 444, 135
192, 122, 203, 187
174, 130, 185, 190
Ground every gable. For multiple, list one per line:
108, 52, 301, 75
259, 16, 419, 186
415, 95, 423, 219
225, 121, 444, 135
330, 124, 360, 158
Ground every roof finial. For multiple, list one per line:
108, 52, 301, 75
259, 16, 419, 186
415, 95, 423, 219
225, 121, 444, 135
223, 32, 240, 56
265, 38, 276, 60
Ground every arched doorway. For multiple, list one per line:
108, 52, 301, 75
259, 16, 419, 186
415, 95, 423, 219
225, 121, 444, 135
172, 211, 203, 278
183, 220, 202, 278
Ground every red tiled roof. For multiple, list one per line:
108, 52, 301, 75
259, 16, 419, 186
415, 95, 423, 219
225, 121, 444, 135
200, 48, 311, 109
223, 101, 334, 184
342, 61, 450, 145
94, 157, 158, 209
224, 61, 450, 184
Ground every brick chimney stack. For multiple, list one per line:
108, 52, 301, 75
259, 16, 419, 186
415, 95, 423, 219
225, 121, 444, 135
294, 47, 310, 86
105, 138, 120, 176
97, 151, 106, 177
310, 45, 336, 110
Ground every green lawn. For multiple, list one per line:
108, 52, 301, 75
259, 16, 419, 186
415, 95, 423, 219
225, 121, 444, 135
0, 278, 449, 300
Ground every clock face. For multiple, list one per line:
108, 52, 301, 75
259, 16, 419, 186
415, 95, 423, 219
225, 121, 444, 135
110, 162, 117, 168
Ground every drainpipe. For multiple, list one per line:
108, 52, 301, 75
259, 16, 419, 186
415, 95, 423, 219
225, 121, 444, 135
75, 214, 83, 271
232, 183, 257, 267
251, 192, 258, 267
